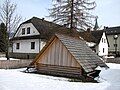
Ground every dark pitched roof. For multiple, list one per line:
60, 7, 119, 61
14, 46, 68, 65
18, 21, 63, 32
12, 17, 78, 40
30, 34, 108, 73
91, 30, 104, 44
79, 30, 104, 45
105, 26, 120, 35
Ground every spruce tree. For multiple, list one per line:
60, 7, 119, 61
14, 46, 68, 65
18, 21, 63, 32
49, 0, 96, 31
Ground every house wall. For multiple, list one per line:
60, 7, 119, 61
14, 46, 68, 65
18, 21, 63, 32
15, 23, 39, 37
98, 32, 108, 56
107, 34, 120, 53
37, 38, 81, 68
11, 22, 47, 59
11, 39, 46, 59
13, 39, 40, 53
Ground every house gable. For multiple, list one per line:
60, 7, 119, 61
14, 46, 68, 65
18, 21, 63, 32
37, 37, 80, 67
98, 32, 108, 56
79, 30, 109, 56
14, 23, 40, 37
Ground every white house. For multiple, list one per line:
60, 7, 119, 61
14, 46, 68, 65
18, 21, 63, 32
79, 29, 109, 57
10, 17, 69, 59
95, 32, 108, 56
104, 26, 120, 56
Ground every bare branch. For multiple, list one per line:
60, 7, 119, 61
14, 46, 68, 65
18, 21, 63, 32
0, 0, 21, 60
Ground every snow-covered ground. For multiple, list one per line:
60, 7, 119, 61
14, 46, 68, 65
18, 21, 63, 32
0, 57, 20, 60
0, 63, 120, 90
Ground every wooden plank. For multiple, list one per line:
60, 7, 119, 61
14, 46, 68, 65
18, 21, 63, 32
58, 39, 62, 66
37, 37, 57, 64
52, 40, 56, 65
47, 44, 51, 64
55, 39, 59, 65
36, 63, 81, 75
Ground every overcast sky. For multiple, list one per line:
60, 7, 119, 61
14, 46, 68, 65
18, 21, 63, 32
0, 0, 120, 28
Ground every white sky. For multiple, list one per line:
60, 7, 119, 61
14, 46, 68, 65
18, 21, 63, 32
0, 0, 120, 28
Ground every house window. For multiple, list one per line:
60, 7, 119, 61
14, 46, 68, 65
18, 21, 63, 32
22, 28, 25, 35
27, 27, 30, 34
102, 38, 104, 42
103, 48, 104, 53
104, 39, 106, 43
31, 42, 35, 49
16, 43, 20, 49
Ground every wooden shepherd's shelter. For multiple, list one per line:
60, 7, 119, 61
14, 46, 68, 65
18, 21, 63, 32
28, 34, 108, 80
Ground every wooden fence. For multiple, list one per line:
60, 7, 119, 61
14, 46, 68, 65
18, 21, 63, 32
0, 59, 33, 69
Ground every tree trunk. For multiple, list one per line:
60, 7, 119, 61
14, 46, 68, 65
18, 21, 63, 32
70, 0, 74, 30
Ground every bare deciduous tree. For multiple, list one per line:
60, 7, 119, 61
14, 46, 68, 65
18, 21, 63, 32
0, 0, 21, 60
49, 0, 96, 31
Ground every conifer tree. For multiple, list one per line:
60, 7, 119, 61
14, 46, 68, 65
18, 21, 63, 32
0, 23, 6, 52
49, 0, 96, 31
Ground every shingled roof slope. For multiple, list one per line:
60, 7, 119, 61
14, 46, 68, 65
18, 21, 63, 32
91, 30, 104, 44
56, 34, 108, 72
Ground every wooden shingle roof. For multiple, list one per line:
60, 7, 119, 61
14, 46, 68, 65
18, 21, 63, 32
56, 34, 108, 72
30, 34, 108, 73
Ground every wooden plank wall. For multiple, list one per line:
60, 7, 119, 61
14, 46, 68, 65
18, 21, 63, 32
37, 38, 81, 68
36, 63, 82, 77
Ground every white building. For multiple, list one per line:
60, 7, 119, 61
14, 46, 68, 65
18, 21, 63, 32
80, 30, 109, 57
105, 26, 120, 56
10, 17, 68, 59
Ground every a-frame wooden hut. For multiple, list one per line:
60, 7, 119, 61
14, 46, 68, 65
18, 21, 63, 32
28, 34, 108, 80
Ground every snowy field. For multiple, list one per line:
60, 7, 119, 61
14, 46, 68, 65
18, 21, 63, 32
0, 63, 120, 90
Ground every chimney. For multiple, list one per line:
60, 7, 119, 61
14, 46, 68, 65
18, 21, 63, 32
42, 18, 44, 21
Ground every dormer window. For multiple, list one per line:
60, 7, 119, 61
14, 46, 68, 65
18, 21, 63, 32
22, 28, 25, 35
104, 39, 106, 43
27, 27, 30, 34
